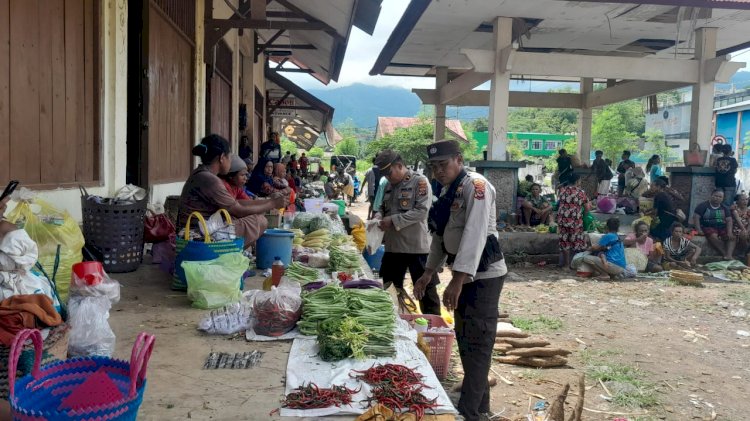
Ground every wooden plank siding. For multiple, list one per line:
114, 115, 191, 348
210, 75, 232, 142
0, 0, 99, 187
147, 3, 194, 184
0, 0, 10, 184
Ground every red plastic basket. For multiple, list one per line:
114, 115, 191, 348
400, 314, 454, 380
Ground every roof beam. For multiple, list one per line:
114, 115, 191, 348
267, 91, 291, 116
277, 68, 314, 73
413, 89, 583, 109
704, 55, 746, 83
439, 70, 492, 105
260, 43, 317, 50
585, 81, 690, 108
274, 0, 345, 42
255, 29, 285, 59
209, 18, 328, 31
460, 49, 715, 83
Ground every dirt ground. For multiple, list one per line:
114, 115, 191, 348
108, 200, 750, 420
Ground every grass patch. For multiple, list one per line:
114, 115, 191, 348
503, 290, 519, 300
510, 315, 563, 332
584, 359, 659, 409
726, 289, 750, 303
518, 369, 544, 381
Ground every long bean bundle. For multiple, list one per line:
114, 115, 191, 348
286, 262, 321, 285
299, 285, 396, 357
329, 246, 361, 272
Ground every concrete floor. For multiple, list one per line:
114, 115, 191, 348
109, 264, 293, 421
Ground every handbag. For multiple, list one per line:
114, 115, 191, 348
684, 144, 707, 167
172, 211, 244, 291
144, 211, 175, 243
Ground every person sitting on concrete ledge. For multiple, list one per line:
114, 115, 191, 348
663, 222, 701, 269
693, 189, 735, 260
582, 217, 627, 280
522, 183, 552, 227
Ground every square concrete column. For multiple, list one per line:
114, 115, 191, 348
689, 27, 717, 153
471, 161, 525, 223
487, 17, 513, 161
434, 67, 447, 141
577, 78, 593, 165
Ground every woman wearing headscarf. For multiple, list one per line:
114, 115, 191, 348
178, 135, 288, 247
248, 158, 276, 197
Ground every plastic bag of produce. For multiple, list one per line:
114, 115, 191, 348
365, 220, 384, 255
182, 252, 248, 309
67, 295, 116, 357
252, 280, 302, 337
198, 300, 254, 335
6, 191, 85, 302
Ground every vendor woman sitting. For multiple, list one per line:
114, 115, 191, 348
179, 134, 288, 248
522, 183, 552, 226
222, 155, 252, 202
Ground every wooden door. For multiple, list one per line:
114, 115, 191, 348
139, 0, 194, 185
206, 40, 233, 142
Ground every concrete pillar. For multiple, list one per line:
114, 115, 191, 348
577, 77, 593, 165
689, 27, 717, 153
487, 17, 513, 161
434, 67, 447, 141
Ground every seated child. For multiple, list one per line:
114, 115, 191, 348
663, 222, 702, 269
624, 221, 663, 272
583, 217, 627, 279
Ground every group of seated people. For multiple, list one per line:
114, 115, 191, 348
178, 135, 291, 249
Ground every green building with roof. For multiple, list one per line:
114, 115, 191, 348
472, 132, 575, 157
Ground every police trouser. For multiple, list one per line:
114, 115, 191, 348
455, 275, 505, 421
380, 252, 441, 315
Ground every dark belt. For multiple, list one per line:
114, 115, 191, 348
444, 235, 504, 273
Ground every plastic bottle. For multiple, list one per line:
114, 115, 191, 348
271, 256, 284, 287
414, 317, 429, 334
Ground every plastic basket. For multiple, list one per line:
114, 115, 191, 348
400, 314, 454, 380
80, 187, 147, 273
9, 329, 155, 421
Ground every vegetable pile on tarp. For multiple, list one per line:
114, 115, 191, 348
302, 228, 331, 249
252, 281, 302, 336
317, 316, 368, 361
352, 364, 438, 420
299, 285, 395, 357
293, 213, 334, 234
329, 245, 361, 272
286, 262, 321, 285
281, 382, 359, 410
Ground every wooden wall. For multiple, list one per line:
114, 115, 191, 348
0, 0, 98, 187
147, 2, 194, 183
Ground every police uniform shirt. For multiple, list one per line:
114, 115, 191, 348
379, 171, 433, 254
426, 171, 508, 280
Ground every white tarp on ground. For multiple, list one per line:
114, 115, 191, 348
281, 336, 457, 417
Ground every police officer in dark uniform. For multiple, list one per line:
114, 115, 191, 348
414, 140, 507, 421
374, 150, 441, 315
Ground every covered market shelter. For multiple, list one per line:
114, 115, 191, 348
371, 0, 750, 215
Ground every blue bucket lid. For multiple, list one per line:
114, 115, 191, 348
263, 229, 295, 237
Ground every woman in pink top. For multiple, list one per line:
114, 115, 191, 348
624, 221, 662, 272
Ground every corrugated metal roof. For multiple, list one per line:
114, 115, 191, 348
375, 117, 467, 141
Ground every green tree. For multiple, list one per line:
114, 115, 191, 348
643, 130, 674, 164
366, 121, 479, 165
466, 117, 489, 132
280, 137, 299, 156
334, 137, 361, 157
591, 100, 644, 161
307, 146, 324, 158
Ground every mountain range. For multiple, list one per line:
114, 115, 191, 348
309, 71, 750, 129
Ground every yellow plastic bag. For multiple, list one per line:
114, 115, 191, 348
7, 199, 84, 302
351, 221, 366, 252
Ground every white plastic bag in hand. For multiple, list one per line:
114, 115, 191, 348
365, 220, 384, 255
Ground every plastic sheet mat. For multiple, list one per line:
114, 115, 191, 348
280, 337, 456, 417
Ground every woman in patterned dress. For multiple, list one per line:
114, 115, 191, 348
732, 193, 750, 258
556, 173, 592, 268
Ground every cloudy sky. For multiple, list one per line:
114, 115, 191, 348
285, 0, 750, 92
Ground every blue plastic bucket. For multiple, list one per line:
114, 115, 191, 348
256, 229, 294, 269
363, 245, 385, 272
